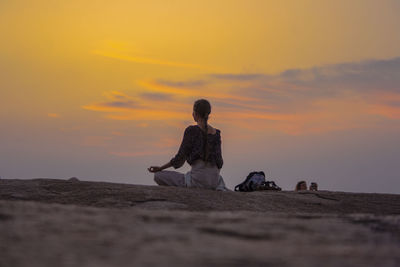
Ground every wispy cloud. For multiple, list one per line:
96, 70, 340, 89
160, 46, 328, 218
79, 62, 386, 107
209, 73, 263, 81
139, 92, 173, 101
92, 50, 207, 70
138, 79, 256, 102
155, 79, 207, 87
82, 89, 191, 120
83, 57, 400, 135
91, 40, 212, 70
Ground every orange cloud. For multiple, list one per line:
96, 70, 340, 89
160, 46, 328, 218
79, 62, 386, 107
364, 92, 400, 119
368, 105, 400, 119
103, 109, 189, 121
220, 111, 298, 121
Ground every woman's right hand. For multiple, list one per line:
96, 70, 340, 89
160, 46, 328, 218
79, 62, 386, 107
148, 166, 162, 173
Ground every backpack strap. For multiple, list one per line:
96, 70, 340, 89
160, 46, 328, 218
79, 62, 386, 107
234, 184, 241, 192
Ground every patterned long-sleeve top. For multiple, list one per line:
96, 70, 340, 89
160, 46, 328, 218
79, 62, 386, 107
170, 125, 223, 169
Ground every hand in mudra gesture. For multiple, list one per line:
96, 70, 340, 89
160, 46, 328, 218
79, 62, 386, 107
148, 166, 162, 173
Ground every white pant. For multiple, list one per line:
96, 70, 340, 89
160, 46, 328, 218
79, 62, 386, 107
154, 160, 229, 191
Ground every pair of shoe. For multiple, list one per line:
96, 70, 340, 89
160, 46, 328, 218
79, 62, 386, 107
295, 181, 318, 191
258, 181, 282, 191
309, 182, 318, 191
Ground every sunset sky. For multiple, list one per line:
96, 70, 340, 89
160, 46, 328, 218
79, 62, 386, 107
1, 0, 400, 193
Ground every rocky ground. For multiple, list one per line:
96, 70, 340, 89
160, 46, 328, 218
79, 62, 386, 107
1, 178, 400, 267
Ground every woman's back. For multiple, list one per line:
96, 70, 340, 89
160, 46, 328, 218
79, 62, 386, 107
170, 125, 223, 169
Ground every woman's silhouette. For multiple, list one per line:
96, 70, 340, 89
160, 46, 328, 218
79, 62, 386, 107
148, 99, 228, 191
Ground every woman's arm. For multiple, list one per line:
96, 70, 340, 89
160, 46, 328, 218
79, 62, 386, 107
148, 126, 192, 172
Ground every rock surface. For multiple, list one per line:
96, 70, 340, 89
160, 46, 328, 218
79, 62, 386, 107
1, 178, 400, 267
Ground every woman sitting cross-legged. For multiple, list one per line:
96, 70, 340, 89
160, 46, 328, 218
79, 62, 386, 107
148, 99, 229, 191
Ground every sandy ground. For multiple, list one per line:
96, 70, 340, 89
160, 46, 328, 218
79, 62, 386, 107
1, 178, 400, 267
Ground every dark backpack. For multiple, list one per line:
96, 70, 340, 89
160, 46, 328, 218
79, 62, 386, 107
234, 171, 282, 192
